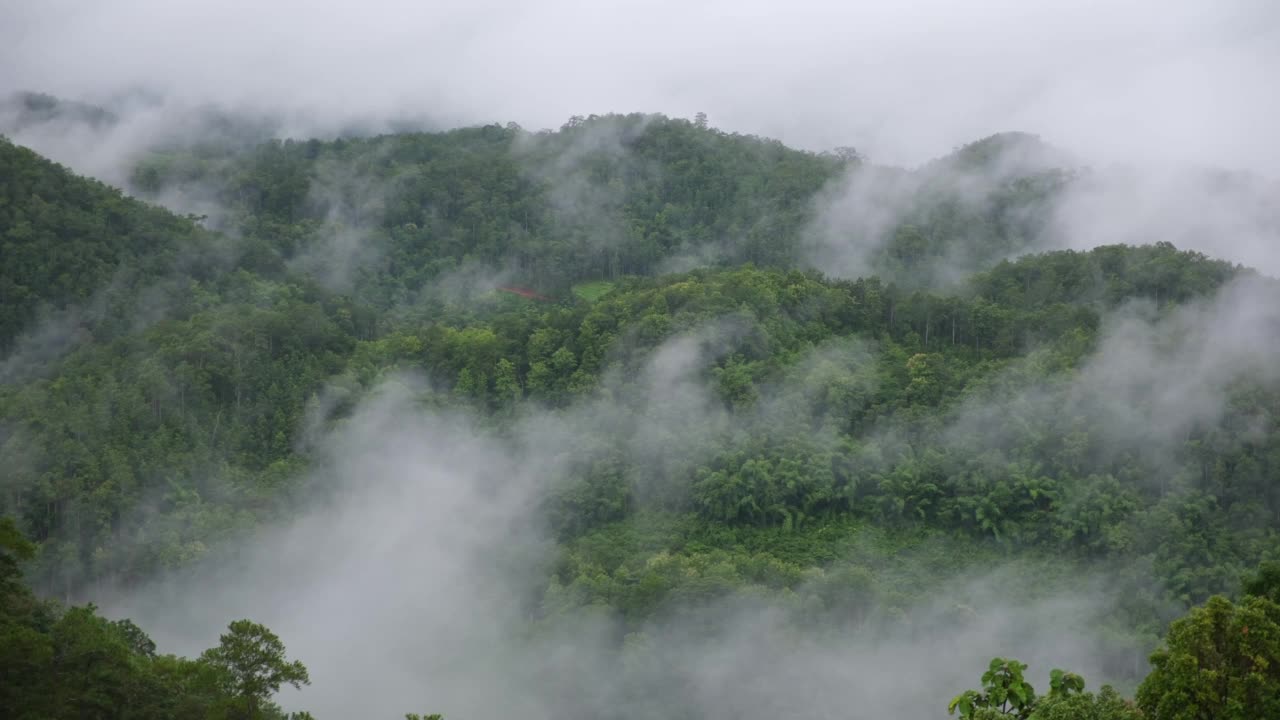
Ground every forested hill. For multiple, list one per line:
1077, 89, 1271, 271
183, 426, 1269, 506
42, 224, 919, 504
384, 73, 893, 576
122, 114, 1074, 301
126, 113, 847, 298
3, 112, 1280, 718
0, 138, 220, 353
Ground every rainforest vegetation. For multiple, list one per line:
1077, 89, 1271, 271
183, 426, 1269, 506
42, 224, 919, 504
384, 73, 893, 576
2, 104, 1279, 718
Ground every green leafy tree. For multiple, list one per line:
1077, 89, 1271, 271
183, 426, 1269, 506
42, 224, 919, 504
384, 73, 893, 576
1136, 594, 1280, 720
949, 658, 1141, 720
950, 658, 1038, 719
1045, 668, 1085, 699
200, 619, 311, 720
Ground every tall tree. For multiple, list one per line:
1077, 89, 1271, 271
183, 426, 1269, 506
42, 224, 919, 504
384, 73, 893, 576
200, 620, 311, 720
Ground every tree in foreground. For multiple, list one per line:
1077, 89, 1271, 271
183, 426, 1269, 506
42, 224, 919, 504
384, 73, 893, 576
1136, 594, 1280, 720
949, 657, 1040, 719
949, 657, 1139, 720
201, 619, 311, 720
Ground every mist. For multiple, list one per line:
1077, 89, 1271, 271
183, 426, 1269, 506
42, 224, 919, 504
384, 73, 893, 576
5, 2, 1278, 280
3, 1, 1278, 172
5, 1, 1280, 717
938, 273, 1280, 484
103, 336, 1161, 719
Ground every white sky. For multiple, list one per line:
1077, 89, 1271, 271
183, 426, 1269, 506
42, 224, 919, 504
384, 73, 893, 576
3, 0, 1278, 171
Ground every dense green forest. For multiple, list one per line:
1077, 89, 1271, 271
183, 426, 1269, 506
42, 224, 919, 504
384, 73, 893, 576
2, 518, 314, 719
3, 107, 1280, 718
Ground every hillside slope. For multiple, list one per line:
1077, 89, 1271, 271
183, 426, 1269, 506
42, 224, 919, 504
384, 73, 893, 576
0, 137, 221, 353
1, 121, 1279, 715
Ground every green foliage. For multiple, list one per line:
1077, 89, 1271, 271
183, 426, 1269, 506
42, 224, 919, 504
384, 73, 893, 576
1136, 594, 1280, 720
945, 590, 1280, 719
1028, 686, 1142, 720
0, 516, 35, 592
572, 280, 616, 302
0, 520, 312, 719
949, 658, 1038, 719
1046, 668, 1085, 698
0, 138, 230, 354
1242, 560, 1280, 604
3, 243, 1273, 611
125, 114, 845, 301
201, 619, 311, 720
4, 118, 1280, 716
951, 660, 1142, 720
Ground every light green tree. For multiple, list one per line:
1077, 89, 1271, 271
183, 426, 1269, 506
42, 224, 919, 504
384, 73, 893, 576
950, 659, 1087, 719
200, 620, 310, 720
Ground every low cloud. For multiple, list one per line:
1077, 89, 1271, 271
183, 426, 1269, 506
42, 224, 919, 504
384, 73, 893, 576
943, 273, 1280, 487
102, 330, 1159, 719
2, 1, 1276, 173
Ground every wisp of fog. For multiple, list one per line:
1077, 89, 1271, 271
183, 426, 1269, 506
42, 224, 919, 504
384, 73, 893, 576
2, 0, 1278, 171
104, 334, 1169, 719
4, 1, 1280, 718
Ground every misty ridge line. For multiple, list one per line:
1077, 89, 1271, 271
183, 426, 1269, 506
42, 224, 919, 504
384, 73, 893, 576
4, 87, 1280, 718
3, 2, 1280, 714
13, 90, 1278, 294
0, 116, 1269, 481
2, 104, 1275, 596
3, 0, 1276, 172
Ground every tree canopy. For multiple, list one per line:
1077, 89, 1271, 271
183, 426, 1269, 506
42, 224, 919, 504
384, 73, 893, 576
2, 108, 1278, 716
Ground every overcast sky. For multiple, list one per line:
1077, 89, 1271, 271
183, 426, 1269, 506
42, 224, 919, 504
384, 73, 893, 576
3, 0, 1278, 171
